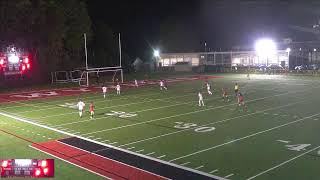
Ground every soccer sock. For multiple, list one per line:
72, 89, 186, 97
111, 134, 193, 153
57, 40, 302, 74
79, 111, 82, 117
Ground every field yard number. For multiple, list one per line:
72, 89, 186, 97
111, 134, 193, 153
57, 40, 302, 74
174, 122, 215, 133
60, 103, 77, 109
277, 140, 312, 152
285, 144, 311, 152
105, 111, 137, 118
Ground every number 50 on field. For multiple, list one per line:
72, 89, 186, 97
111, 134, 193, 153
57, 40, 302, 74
174, 122, 215, 133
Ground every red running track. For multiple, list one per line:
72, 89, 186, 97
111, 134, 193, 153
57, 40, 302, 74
31, 140, 166, 180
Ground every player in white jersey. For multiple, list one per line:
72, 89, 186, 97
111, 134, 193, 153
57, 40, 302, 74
102, 85, 107, 98
206, 82, 213, 95
116, 84, 121, 95
134, 79, 138, 87
198, 92, 204, 106
76, 100, 85, 118
160, 80, 167, 90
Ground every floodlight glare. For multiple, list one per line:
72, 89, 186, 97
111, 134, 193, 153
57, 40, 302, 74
8, 54, 19, 64
286, 48, 291, 53
255, 38, 277, 57
153, 50, 160, 57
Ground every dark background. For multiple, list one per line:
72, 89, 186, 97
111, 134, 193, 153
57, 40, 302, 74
87, 0, 320, 59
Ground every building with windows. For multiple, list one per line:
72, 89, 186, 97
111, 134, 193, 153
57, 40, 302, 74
157, 50, 290, 68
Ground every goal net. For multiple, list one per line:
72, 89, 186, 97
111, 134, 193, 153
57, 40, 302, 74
79, 68, 123, 87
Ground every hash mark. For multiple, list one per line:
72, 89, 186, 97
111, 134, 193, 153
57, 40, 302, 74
224, 174, 234, 178
136, 149, 144, 153
146, 152, 155, 156
209, 169, 219, 173
180, 162, 191, 166
195, 165, 204, 170
157, 155, 166, 159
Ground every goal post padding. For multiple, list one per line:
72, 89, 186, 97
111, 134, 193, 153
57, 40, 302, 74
79, 68, 123, 87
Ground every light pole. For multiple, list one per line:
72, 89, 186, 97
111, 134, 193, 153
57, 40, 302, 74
153, 49, 160, 70
204, 42, 207, 64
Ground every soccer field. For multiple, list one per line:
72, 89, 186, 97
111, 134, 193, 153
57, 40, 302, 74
1, 74, 320, 179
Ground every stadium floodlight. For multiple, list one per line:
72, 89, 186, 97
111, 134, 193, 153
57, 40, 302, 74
286, 48, 291, 53
314, 48, 317, 52
8, 54, 19, 64
153, 50, 160, 57
254, 38, 277, 58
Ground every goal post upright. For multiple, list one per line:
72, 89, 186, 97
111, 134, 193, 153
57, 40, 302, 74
81, 32, 124, 87
84, 33, 88, 70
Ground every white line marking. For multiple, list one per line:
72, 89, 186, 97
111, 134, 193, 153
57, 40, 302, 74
209, 169, 219, 173
3, 110, 183, 179
224, 174, 234, 178
50, 95, 223, 127
119, 100, 308, 147
169, 112, 320, 162
35, 93, 197, 119
83, 91, 303, 135
13, 88, 176, 113
247, 145, 320, 180
146, 152, 155, 156
136, 149, 144, 153
157, 155, 166, 159
195, 165, 204, 170
276, 140, 290, 144
180, 162, 191, 166
58, 140, 171, 180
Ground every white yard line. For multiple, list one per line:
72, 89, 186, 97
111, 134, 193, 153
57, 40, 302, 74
119, 100, 303, 147
0, 111, 225, 180
168, 112, 320, 162
17, 90, 194, 114
246, 145, 320, 180
82, 88, 312, 136
51, 95, 223, 127
1, 87, 163, 110
34, 93, 198, 119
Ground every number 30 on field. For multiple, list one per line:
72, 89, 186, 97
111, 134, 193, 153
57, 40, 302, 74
174, 122, 215, 133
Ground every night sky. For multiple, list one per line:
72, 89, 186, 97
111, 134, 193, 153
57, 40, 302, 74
87, 0, 320, 59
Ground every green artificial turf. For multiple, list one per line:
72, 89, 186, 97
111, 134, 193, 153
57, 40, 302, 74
1, 74, 320, 179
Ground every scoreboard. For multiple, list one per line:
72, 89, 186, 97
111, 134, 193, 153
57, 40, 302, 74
1, 159, 54, 178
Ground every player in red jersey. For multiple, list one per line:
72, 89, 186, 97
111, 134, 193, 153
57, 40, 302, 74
222, 88, 230, 102
89, 102, 95, 119
237, 92, 247, 111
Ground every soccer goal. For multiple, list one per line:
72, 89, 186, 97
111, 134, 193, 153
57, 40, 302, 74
79, 68, 123, 87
